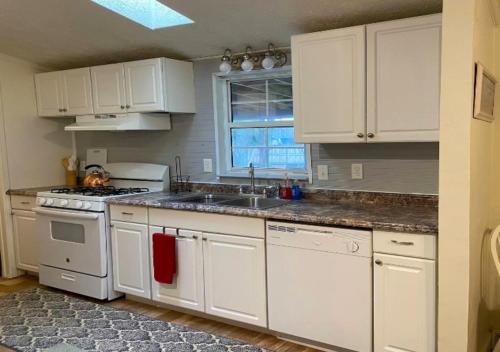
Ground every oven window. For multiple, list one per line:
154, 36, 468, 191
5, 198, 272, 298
51, 221, 85, 244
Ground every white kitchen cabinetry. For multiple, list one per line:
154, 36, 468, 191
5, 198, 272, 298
91, 63, 127, 114
91, 58, 195, 114
366, 14, 441, 142
35, 68, 93, 117
11, 196, 38, 272
292, 26, 366, 143
292, 14, 441, 143
110, 220, 151, 298
149, 226, 205, 312
203, 232, 267, 327
374, 231, 436, 352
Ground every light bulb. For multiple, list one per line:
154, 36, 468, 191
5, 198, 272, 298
262, 55, 276, 70
219, 60, 232, 74
241, 59, 254, 72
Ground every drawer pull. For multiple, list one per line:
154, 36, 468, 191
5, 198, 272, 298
61, 273, 76, 282
375, 259, 383, 266
121, 212, 134, 216
391, 240, 414, 246
20, 201, 30, 205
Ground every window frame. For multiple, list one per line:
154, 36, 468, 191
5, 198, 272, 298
213, 66, 311, 181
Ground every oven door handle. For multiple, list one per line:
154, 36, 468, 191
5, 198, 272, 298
33, 207, 100, 220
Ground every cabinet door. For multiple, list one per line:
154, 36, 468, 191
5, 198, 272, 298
111, 221, 150, 298
61, 68, 94, 115
149, 227, 205, 312
292, 26, 366, 143
203, 233, 267, 327
34, 72, 64, 117
91, 63, 126, 114
374, 253, 436, 352
367, 14, 441, 142
124, 58, 165, 112
12, 210, 38, 272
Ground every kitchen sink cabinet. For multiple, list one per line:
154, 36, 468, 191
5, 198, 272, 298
12, 210, 38, 272
149, 226, 205, 312
203, 232, 267, 327
110, 220, 151, 298
373, 231, 436, 352
35, 68, 93, 117
292, 14, 441, 143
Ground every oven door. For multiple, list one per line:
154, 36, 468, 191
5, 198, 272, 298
34, 207, 107, 277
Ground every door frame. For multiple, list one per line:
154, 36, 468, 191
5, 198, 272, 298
0, 83, 23, 278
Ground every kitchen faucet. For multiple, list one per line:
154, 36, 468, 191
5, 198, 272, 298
249, 162, 256, 194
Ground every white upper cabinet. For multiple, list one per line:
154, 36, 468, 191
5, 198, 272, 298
35, 72, 65, 117
124, 58, 164, 113
293, 26, 366, 143
35, 57, 195, 117
366, 14, 442, 142
91, 63, 127, 114
292, 14, 442, 143
61, 68, 94, 116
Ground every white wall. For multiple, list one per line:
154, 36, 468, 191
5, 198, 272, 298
0, 52, 72, 189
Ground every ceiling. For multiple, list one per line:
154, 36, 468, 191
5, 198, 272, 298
0, 0, 442, 70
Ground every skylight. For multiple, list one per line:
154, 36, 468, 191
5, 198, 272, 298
91, 0, 194, 30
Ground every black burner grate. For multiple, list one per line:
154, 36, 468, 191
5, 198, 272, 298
50, 186, 149, 197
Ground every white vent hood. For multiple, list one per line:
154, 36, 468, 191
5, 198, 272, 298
64, 113, 171, 131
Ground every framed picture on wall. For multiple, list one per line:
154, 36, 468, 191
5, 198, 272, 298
474, 62, 497, 122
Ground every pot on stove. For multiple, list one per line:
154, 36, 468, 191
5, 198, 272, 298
82, 164, 110, 187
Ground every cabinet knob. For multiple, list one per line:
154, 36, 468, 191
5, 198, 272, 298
375, 259, 383, 266
120, 105, 125, 109
367, 133, 375, 138
59, 108, 63, 112
356, 132, 364, 138
63, 108, 67, 112
126, 105, 130, 109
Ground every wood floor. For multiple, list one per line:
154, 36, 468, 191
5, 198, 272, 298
0, 275, 320, 352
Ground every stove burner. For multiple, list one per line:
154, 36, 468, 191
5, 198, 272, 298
50, 186, 149, 197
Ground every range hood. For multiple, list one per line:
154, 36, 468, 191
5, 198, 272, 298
64, 113, 171, 131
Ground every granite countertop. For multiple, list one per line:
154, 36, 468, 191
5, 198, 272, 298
107, 191, 438, 235
6, 185, 69, 197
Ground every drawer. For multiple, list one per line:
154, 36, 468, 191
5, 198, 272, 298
110, 205, 148, 224
39, 265, 107, 299
11, 195, 36, 210
373, 230, 436, 260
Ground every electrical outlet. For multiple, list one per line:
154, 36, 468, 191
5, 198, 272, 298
351, 163, 363, 180
317, 165, 329, 180
203, 159, 213, 173
80, 160, 87, 172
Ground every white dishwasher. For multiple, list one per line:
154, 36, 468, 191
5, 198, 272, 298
267, 221, 372, 352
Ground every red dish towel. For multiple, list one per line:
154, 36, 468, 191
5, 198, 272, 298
152, 233, 176, 284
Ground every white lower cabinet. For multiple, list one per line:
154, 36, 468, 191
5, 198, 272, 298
374, 253, 436, 352
203, 232, 267, 327
149, 226, 205, 312
12, 210, 38, 272
110, 220, 151, 298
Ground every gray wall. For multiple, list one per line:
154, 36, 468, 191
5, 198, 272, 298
76, 58, 439, 194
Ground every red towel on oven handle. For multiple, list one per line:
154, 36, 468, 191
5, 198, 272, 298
152, 233, 176, 284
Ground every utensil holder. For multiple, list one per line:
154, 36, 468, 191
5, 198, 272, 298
65, 171, 78, 186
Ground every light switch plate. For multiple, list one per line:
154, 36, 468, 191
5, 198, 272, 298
351, 163, 363, 180
317, 165, 329, 180
203, 159, 213, 173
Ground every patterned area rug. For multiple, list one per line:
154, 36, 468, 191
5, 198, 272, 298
0, 288, 266, 352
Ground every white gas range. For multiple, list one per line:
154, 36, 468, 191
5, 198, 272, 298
34, 163, 169, 300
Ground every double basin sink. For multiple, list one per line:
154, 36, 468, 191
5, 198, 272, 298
175, 193, 286, 210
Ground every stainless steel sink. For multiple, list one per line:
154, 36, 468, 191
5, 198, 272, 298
219, 197, 286, 209
175, 193, 286, 209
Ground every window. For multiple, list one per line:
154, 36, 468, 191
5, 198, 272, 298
213, 68, 310, 179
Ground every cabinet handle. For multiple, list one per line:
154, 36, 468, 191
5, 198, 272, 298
356, 132, 364, 138
20, 201, 30, 205
59, 108, 63, 112
202, 237, 207, 241
63, 108, 67, 112
126, 105, 130, 109
120, 105, 125, 109
375, 259, 383, 266
390, 240, 414, 246
121, 212, 134, 216
367, 133, 375, 138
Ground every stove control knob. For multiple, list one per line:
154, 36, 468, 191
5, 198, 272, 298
83, 202, 92, 210
75, 201, 83, 209
45, 199, 54, 206
60, 200, 69, 207
37, 198, 46, 205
